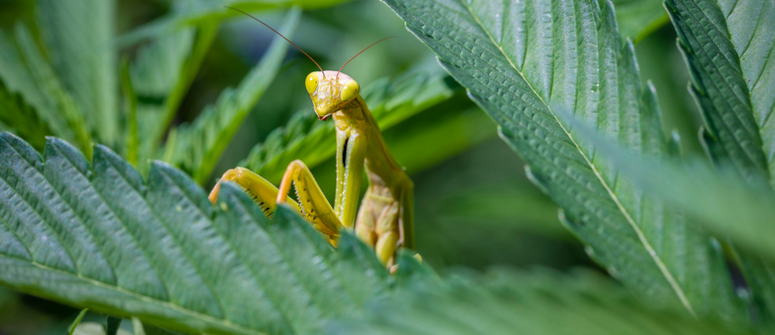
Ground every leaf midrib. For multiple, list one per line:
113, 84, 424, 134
457, 0, 696, 315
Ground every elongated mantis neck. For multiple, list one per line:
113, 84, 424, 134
334, 95, 404, 182
330, 94, 408, 227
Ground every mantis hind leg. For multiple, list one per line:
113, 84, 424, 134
355, 180, 418, 268
277, 160, 344, 244
355, 191, 401, 266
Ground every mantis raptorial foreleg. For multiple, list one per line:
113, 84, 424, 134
276, 159, 342, 243
209, 166, 340, 243
209, 7, 415, 268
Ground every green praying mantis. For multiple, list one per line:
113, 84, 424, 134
208, 7, 415, 269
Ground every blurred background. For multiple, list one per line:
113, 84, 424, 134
0, 0, 700, 333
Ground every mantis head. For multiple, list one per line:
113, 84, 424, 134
306, 71, 359, 121
223, 6, 392, 121
304, 36, 394, 120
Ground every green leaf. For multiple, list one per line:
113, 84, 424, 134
0, 26, 92, 155
666, 0, 775, 186
121, 59, 139, 167
68, 308, 90, 335
0, 131, 389, 335
559, 108, 775, 261
168, 9, 300, 185
382, 0, 742, 320
666, 0, 775, 326
613, 0, 669, 42
130, 27, 195, 153
38, 0, 119, 146
130, 19, 218, 160
562, 104, 775, 328
333, 269, 754, 335
130, 30, 195, 101
0, 78, 52, 151
118, 0, 353, 46
241, 72, 460, 184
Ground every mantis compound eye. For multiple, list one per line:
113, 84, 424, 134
305, 72, 320, 94
340, 80, 359, 102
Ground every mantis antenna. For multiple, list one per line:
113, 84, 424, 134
337, 36, 396, 81
224, 6, 326, 78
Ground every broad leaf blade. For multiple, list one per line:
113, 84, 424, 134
241, 72, 460, 184
334, 269, 752, 335
0, 132, 388, 335
38, 0, 119, 146
169, 8, 300, 185
382, 0, 742, 320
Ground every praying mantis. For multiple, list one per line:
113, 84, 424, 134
208, 7, 414, 269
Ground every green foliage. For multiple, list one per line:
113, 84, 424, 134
613, 0, 669, 42
118, 0, 354, 46
0, 132, 389, 335
334, 269, 753, 335
0, 0, 773, 334
68, 309, 89, 335
129, 20, 216, 163
121, 60, 140, 167
381, 0, 743, 320
167, 9, 300, 184
562, 110, 775, 260
38, 0, 119, 146
0, 26, 92, 155
666, 0, 775, 327
241, 72, 460, 183
0, 78, 51, 150
129, 26, 195, 159
667, 0, 775, 186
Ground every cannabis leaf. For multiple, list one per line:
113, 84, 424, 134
0, 132, 389, 335
334, 269, 753, 335
0, 79, 51, 151
666, 0, 775, 327
129, 1, 219, 161
38, 0, 119, 146
0, 25, 92, 155
560, 108, 775, 261
382, 0, 743, 320
668, 0, 775, 186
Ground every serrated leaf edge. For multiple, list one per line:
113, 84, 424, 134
456, 0, 695, 315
